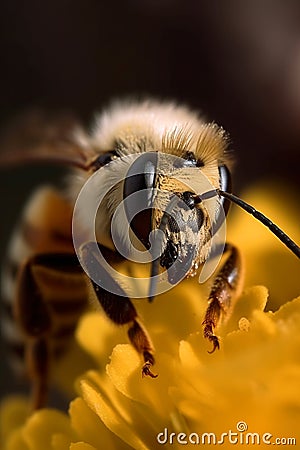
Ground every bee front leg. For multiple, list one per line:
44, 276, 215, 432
81, 242, 158, 378
128, 318, 158, 378
202, 243, 242, 352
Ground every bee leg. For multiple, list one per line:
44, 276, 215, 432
15, 253, 86, 410
128, 318, 158, 378
202, 243, 242, 353
81, 242, 157, 378
26, 338, 51, 410
15, 258, 53, 410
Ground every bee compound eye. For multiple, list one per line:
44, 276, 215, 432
123, 152, 158, 248
123, 152, 158, 197
92, 151, 118, 170
207, 164, 232, 237
218, 164, 232, 218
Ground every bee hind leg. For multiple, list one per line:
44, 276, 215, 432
15, 257, 53, 410
26, 338, 51, 410
15, 252, 86, 410
202, 243, 242, 353
81, 241, 157, 378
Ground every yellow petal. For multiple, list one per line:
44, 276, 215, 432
178, 339, 202, 370
3, 428, 30, 450
220, 285, 269, 335
22, 409, 74, 450
69, 398, 123, 450
106, 344, 176, 418
0, 396, 29, 442
70, 444, 96, 450
51, 433, 71, 450
79, 375, 156, 450
76, 312, 126, 367
273, 295, 300, 321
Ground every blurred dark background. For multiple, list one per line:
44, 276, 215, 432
0, 0, 300, 401
1, 0, 300, 186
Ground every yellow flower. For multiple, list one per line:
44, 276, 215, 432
1, 182, 299, 449
73, 290, 300, 448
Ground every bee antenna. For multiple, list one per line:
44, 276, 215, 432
218, 190, 300, 259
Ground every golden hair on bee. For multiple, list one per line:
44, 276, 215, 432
161, 125, 195, 156
195, 123, 231, 167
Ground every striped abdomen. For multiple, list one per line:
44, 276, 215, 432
1, 187, 88, 386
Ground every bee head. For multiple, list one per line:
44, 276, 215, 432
123, 152, 231, 297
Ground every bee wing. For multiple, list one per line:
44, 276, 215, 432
0, 110, 97, 170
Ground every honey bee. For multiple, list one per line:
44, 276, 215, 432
0, 100, 299, 410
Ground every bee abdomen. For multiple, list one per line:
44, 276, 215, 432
1, 281, 26, 375
1, 187, 88, 379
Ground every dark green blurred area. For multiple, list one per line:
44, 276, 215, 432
0, 0, 299, 404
